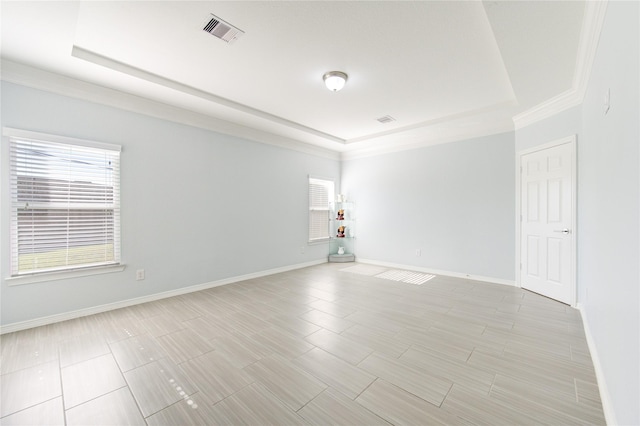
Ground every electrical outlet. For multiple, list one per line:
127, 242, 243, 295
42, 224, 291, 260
416, 249, 421, 257
136, 269, 145, 281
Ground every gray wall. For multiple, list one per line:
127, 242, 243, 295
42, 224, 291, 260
342, 132, 515, 281
578, 2, 639, 424
515, 2, 639, 423
1, 82, 340, 326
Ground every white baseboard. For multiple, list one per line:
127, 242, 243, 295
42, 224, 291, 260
356, 258, 516, 287
0, 259, 327, 335
577, 303, 616, 426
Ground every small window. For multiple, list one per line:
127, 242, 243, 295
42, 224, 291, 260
308, 176, 334, 242
7, 129, 121, 276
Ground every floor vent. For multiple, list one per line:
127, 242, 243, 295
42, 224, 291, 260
203, 14, 244, 44
341, 265, 435, 285
375, 269, 435, 285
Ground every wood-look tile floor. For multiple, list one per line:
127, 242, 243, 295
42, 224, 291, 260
0, 263, 605, 425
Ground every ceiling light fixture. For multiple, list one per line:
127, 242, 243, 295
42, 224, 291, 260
323, 71, 348, 92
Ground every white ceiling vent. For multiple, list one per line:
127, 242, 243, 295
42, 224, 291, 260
376, 115, 396, 124
203, 14, 244, 44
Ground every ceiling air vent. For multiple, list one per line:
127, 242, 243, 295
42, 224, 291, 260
376, 115, 396, 124
203, 14, 244, 44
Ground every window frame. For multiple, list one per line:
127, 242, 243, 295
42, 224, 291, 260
308, 176, 334, 243
4, 128, 124, 284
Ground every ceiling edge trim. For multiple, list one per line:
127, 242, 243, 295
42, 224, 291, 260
71, 46, 345, 145
345, 99, 518, 145
512, 88, 581, 130
512, 0, 609, 130
340, 121, 514, 161
571, 0, 609, 102
0, 60, 340, 161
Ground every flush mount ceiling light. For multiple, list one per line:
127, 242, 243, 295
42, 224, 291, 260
323, 71, 348, 92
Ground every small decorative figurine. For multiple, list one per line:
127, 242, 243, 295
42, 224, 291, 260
338, 246, 345, 255
337, 226, 346, 238
336, 209, 344, 220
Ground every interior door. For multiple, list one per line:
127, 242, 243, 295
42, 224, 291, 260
520, 140, 575, 305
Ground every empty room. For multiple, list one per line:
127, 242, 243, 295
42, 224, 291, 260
1, 1, 638, 425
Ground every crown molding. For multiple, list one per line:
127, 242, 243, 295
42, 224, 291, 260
3, 59, 517, 162
513, 0, 609, 130
1, 60, 341, 161
512, 88, 582, 130
71, 46, 345, 145
341, 119, 514, 161
571, 0, 609, 102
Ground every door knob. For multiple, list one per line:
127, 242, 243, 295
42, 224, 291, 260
554, 228, 571, 234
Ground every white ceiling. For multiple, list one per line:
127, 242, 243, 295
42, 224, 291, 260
1, 1, 586, 155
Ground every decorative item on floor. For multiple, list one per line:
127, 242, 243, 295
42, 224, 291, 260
337, 226, 346, 238
336, 209, 344, 220
338, 246, 345, 255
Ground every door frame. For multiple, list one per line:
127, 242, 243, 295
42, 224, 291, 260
515, 135, 577, 307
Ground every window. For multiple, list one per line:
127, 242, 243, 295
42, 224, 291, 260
308, 176, 334, 242
7, 129, 121, 276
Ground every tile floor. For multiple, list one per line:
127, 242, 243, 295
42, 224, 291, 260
0, 262, 605, 425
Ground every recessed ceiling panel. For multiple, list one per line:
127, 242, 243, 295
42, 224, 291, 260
1, 1, 587, 153
72, 1, 515, 141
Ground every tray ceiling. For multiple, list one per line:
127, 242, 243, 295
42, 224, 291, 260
1, 1, 586, 154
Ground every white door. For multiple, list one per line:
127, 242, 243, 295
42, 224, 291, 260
520, 139, 576, 305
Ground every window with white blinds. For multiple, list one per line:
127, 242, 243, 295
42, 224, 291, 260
8, 130, 121, 276
308, 177, 334, 242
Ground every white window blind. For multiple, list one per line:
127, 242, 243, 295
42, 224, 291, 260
309, 177, 334, 242
8, 131, 121, 276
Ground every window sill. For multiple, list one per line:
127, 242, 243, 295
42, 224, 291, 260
6, 264, 126, 286
308, 238, 331, 245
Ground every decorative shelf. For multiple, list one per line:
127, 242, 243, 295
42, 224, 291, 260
329, 200, 355, 263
